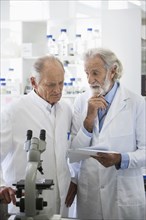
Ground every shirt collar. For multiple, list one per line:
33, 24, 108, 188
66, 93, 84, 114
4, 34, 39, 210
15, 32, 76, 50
105, 81, 119, 104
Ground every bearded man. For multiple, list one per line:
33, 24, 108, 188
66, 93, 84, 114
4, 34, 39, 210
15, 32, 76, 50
65, 48, 146, 220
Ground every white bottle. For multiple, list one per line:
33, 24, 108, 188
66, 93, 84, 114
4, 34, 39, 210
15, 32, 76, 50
75, 34, 84, 56
52, 39, 59, 56
85, 28, 94, 50
46, 35, 55, 55
6, 68, 20, 95
68, 41, 75, 56
57, 29, 69, 57
94, 29, 101, 48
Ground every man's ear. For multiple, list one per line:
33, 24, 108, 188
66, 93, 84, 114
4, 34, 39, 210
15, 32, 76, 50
111, 65, 117, 79
30, 77, 38, 89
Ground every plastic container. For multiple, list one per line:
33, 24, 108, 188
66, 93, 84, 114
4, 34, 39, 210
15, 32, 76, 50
57, 29, 69, 57
52, 39, 58, 56
46, 35, 56, 55
85, 28, 94, 50
74, 34, 84, 56
94, 29, 101, 47
5, 68, 21, 95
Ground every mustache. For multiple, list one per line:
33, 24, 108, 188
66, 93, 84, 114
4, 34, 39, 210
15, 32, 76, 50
90, 83, 101, 88
90, 84, 104, 96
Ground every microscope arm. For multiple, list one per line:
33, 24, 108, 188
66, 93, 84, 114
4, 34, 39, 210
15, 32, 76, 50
25, 162, 38, 217
25, 136, 42, 217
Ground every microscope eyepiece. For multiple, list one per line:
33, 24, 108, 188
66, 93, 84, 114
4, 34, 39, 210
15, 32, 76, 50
40, 129, 46, 141
27, 130, 32, 140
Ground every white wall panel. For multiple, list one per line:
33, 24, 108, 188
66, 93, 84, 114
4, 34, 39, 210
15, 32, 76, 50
101, 9, 141, 95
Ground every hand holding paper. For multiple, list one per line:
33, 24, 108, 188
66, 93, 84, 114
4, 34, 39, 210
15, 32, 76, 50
67, 146, 118, 163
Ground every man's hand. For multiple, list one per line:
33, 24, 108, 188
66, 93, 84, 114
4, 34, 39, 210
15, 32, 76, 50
92, 152, 121, 168
84, 95, 108, 132
65, 181, 77, 207
0, 187, 16, 205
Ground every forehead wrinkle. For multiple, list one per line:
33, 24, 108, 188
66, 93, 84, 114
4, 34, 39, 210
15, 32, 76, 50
85, 56, 105, 72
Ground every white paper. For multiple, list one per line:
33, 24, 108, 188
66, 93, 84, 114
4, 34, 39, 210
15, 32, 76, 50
67, 146, 118, 163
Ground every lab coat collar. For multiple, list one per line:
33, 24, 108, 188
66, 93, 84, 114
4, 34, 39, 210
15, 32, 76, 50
28, 90, 61, 113
104, 81, 119, 105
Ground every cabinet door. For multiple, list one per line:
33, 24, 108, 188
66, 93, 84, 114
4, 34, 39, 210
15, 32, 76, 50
22, 21, 47, 93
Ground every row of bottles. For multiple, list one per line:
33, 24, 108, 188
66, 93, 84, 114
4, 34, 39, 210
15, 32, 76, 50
46, 28, 101, 58
1, 28, 101, 96
62, 63, 88, 95
0, 68, 21, 95
45, 28, 101, 95
63, 78, 86, 95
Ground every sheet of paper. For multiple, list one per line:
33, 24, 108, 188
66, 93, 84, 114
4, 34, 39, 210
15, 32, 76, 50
67, 146, 118, 163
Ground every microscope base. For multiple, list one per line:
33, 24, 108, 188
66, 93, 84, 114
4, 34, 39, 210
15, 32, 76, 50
14, 213, 50, 220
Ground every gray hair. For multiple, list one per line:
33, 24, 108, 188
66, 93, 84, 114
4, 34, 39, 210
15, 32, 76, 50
83, 48, 123, 81
31, 55, 64, 83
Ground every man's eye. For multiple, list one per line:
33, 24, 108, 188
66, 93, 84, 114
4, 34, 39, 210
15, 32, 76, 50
47, 84, 55, 87
93, 70, 99, 75
59, 82, 63, 86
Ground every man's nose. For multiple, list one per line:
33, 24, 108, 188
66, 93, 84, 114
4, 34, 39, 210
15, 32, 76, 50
54, 84, 61, 92
88, 74, 95, 84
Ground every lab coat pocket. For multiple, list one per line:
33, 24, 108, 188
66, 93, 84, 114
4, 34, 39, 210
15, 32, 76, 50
117, 173, 144, 206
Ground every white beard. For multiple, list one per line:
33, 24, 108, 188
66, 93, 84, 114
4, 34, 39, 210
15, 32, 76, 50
90, 73, 111, 96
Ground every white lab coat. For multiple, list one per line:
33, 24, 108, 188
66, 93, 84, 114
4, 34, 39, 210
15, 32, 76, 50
71, 84, 146, 220
0, 90, 72, 218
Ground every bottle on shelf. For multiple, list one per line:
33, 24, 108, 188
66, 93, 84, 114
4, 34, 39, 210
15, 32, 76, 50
57, 29, 69, 57
0, 78, 6, 94
52, 39, 59, 56
5, 68, 21, 95
74, 34, 84, 57
93, 29, 101, 48
70, 77, 76, 94
68, 41, 75, 57
84, 28, 94, 51
46, 35, 56, 55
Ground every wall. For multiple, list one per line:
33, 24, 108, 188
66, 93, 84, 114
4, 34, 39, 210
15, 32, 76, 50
101, 8, 141, 95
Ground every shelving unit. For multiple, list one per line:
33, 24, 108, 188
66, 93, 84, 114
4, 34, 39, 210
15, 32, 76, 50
0, 21, 23, 95
1, 20, 92, 96
1, 2, 145, 97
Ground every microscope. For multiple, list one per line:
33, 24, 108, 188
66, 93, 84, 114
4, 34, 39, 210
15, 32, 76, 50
13, 129, 54, 220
